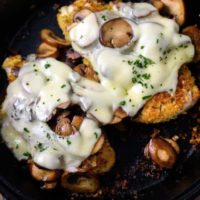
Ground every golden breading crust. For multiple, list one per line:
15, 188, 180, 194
57, 0, 112, 42
135, 65, 200, 123
2, 55, 25, 82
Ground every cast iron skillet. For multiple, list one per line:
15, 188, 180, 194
0, 0, 200, 199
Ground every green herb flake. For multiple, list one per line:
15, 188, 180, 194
23, 152, 32, 159
46, 133, 51, 140
140, 45, 145, 49
67, 139, 72, 145
57, 98, 61, 102
101, 15, 107, 21
45, 63, 51, 69
24, 127, 30, 133
120, 101, 126, 106
61, 84, 66, 89
35, 143, 47, 152
94, 132, 98, 139
16, 144, 19, 149
142, 95, 152, 100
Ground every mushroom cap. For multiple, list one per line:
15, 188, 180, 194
99, 18, 133, 48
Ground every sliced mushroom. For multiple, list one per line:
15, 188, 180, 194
61, 172, 99, 193
55, 113, 74, 137
29, 162, 60, 182
71, 115, 84, 130
66, 48, 82, 64
152, 0, 185, 26
111, 108, 128, 124
40, 29, 69, 47
183, 25, 200, 63
80, 139, 116, 174
144, 137, 179, 169
91, 134, 105, 155
36, 42, 59, 58
74, 64, 99, 82
42, 182, 57, 190
100, 18, 133, 48
57, 101, 71, 109
73, 9, 92, 22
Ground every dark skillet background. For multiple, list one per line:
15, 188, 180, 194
0, 0, 200, 200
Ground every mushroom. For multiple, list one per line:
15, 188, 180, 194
80, 139, 116, 174
74, 64, 99, 82
73, 9, 92, 22
66, 48, 82, 65
99, 18, 133, 48
71, 115, 84, 130
40, 29, 69, 47
36, 42, 59, 58
144, 137, 179, 169
91, 134, 105, 155
111, 108, 128, 124
183, 25, 200, 63
61, 172, 99, 193
152, 0, 185, 26
55, 113, 74, 137
29, 162, 60, 182
42, 182, 57, 190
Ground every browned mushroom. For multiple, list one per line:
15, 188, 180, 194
91, 134, 105, 155
71, 115, 84, 130
144, 137, 179, 169
152, 0, 185, 26
111, 108, 128, 124
100, 18, 133, 48
66, 48, 82, 64
183, 25, 200, 63
61, 172, 99, 193
73, 9, 92, 22
40, 29, 69, 47
55, 113, 74, 136
74, 64, 99, 82
36, 42, 59, 58
80, 138, 116, 174
42, 182, 58, 190
29, 162, 60, 182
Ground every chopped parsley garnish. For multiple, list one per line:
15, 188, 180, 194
150, 85, 154, 89
142, 73, 151, 80
46, 78, 50, 82
67, 139, 72, 145
101, 15, 107, 21
142, 95, 152, 100
34, 69, 38, 72
120, 101, 126, 106
46, 133, 51, 140
179, 43, 188, 48
57, 98, 61, 102
94, 132, 98, 139
23, 152, 32, 159
24, 127, 30, 133
61, 84, 66, 88
140, 45, 145, 49
16, 144, 19, 149
156, 38, 159, 44
45, 63, 51, 69
35, 143, 47, 152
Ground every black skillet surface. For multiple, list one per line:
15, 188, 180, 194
0, 0, 200, 199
